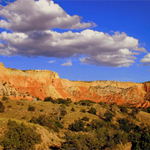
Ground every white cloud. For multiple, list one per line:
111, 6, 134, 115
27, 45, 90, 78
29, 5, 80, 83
61, 60, 72, 66
140, 53, 150, 66
49, 60, 55, 63
0, 0, 147, 67
0, 29, 146, 67
0, 0, 95, 32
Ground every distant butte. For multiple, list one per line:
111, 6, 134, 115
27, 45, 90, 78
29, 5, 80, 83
0, 62, 150, 108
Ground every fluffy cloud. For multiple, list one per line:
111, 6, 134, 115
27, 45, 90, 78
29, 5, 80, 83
0, 29, 146, 67
0, 0, 147, 67
61, 60, 72, 66
140, 53, 150, 66
0, 0, 95, 32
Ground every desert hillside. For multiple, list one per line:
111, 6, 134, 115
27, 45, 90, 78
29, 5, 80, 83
0, 62, 150, 108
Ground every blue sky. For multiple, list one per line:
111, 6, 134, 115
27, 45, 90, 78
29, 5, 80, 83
0, 0, 150, 82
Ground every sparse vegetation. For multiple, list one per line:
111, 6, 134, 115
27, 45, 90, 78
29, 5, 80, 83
0, 98, 150, 149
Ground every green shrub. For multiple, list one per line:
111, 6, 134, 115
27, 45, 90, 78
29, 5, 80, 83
2, 120, 41, 150
40, 109, 43, 112
90, 119, 106, 130
88, 107, 97, 115
0, 101, 5, 113
61, 109, 67, 116
2, 96, 8, 101
71, 107, 75, 112
118, 118, 131, 133
37, 97, 40, 101
119, 105, 128, 114
28, 105, 35, 111
98, 102, 107, 107
55, 120, 64, 129
130, 108, 139, 118
74, 102, 78, 105
78, 100, 95, 106
44, 96, 53, 102
80, 109, 86, 113
81, 116, 89, 121
147, 107, 150, 113
104, 110, 113, 122
68, 119, 85, 132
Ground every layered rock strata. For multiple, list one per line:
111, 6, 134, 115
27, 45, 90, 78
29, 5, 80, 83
0, 62, 150, 108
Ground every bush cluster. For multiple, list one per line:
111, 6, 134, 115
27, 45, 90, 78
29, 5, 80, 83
2, 120, 41, 150
129, 126, 150, 149
63, 126, 128, 149
30, 115, 64, 132
44, 97, 71, 106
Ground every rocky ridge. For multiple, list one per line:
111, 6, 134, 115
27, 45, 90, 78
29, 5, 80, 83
0, 62, 150, 108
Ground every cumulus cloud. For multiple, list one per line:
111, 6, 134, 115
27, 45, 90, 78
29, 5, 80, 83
61, 60, 72, 66
0, 29, 147, 67
140, 53, 150, 66
0, 0, 95, 32
0, 0, 147, 67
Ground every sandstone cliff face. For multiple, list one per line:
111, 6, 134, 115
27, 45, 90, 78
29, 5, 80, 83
0, 62, 150, 108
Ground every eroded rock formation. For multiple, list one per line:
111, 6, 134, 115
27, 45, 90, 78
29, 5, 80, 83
0, 62, 150, 108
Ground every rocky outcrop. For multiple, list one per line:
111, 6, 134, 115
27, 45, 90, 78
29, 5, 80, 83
0, 62, 150, 108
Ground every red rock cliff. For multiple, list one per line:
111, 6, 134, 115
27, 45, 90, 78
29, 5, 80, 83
0, 62, 150, 108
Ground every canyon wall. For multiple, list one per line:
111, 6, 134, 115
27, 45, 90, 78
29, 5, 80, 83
0, 62, 150, 108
